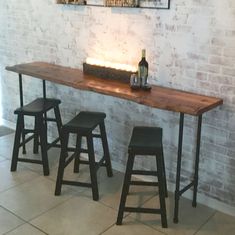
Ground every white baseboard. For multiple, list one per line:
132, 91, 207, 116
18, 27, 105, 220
1, 117, 235, 217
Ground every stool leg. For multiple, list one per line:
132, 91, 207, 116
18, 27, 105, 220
33, 117, 39, 154
54, 105, 63, 140
116, 153, 135, 225
87, 134, 99, 201
55, 130, 69, 195
157, 156, 168, 228
43, 112, 48, 147
160, 148, 168, 198
38, 115, 49, 176
22, 118, 26, 154
99, 121, 113, 177
74, 135, 82, 173
11, 115, 23, 171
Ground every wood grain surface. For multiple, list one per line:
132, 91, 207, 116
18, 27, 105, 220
6, 62, 223, 116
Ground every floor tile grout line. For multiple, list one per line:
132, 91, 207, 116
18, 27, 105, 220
98, 222, 116, 235
3, 222, 49, 235
1, 201, 63, 235
27, 222, 49, 235
3, 223, 26, 235
0, 205, 28, 226
0, 173, 42, 195
0, 167, 57, 194
0, 181, 78, 224
193, 210, 217, 235
98, 213, 131, 235
31, 195, 118, 235
28, 195, 75, 222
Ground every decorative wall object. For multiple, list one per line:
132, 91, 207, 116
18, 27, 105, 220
56, 0, 170, 9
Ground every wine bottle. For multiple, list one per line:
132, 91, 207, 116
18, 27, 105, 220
138, 49, 148, 86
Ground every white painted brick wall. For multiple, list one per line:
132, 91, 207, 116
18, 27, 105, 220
1, 0, 235, 211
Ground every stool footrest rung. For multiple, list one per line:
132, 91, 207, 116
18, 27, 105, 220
47, 137, 60, 150
92, 134, 102, 138
23, 129, 36, 134
65, 154, 76, 167
19, 135, 35, 147
78, 158, 106, 168
79, 159, 89, 165
66, 147, 88, 154
95, 156, 106, 170
17, 158, 42, 164
51, 144, 61, 148
131, 170, 158, 176
66, 147, 76, 152
80, 148, 89, 154
45, 117, 57, 122
124, 207, 161, 214
130, 181, 159, 186
64, 154, 106, 168
62, 180, 92, 188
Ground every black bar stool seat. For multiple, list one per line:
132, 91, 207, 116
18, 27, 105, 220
117, 126, 168, 228
14, 98, 61, 115
64, 111, 106, 134
11, 98, 62, 176
129, 126, 163, 155
55, 111, 113, 201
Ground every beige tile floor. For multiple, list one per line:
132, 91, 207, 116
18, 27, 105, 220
0, 133, 235, 235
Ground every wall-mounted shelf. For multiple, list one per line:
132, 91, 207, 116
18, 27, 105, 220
56, 0, 170, 9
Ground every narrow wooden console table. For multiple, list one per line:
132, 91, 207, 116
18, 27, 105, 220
6, 62, 223, 223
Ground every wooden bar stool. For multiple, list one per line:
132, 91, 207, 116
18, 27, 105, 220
55, 111, 113, 201
116, 126, 168, 228
11, 98, 62, 176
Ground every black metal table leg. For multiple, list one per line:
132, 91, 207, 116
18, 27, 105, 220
192, 114, 202, 207
19, 74, 26, 154
19, 74, 23, 107
173, 112, 184, 223
43, 80, 46, 99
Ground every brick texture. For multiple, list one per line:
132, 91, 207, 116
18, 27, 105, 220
0, 0, 235, 210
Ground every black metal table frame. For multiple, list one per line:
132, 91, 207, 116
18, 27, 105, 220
17, 73, 202, 223
174, 113, 202, 223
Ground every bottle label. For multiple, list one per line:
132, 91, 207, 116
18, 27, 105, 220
139, 65, 148, 84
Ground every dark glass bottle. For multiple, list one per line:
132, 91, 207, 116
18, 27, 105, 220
138, 49, 148, 86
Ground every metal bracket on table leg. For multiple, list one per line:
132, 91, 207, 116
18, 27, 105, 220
173, 112, 184, 223
192, 114, 202, 207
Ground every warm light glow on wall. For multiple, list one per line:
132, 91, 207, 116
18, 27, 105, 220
86, 57, 137, 72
